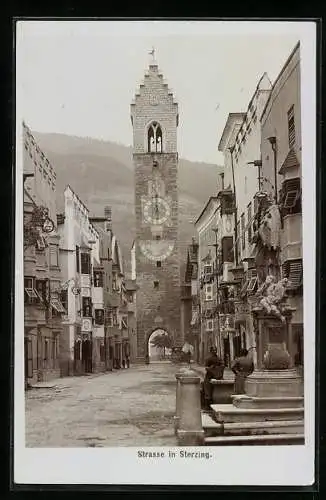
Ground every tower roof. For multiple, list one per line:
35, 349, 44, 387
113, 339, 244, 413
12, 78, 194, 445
131, 49, 178, 107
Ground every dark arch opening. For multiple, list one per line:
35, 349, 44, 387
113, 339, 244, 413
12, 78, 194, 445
147, 122, 163, 153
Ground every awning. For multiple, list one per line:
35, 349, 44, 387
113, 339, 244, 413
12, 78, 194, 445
278, 148, 300, 175
50, 298, 66, 313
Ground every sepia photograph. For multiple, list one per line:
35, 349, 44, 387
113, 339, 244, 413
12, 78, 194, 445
14, 20, 316, 486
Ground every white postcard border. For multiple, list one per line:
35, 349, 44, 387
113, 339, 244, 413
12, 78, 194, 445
14, 20, 316, 486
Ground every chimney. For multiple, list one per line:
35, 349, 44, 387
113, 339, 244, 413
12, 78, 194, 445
104, 206, 112, 231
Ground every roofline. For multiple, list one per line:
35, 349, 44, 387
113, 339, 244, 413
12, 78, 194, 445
64, 185, 89, 214
261, 41, 300, 122
218, 113, 246, 152
233, 72, 272, 144
64, 185, 99, 237
194, 196, 219, 225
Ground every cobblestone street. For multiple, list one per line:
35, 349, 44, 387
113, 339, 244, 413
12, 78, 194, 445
25, 362, 179, 447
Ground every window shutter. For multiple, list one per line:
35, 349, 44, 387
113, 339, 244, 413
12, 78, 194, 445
288, 106, 295, 148
283, 259, 303, 289
284, 190, 299, 208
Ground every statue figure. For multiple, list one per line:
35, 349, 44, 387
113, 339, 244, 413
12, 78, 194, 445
257, 275, 288, 323
258, 204, 281, 251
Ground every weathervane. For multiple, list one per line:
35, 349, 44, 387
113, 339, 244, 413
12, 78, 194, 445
149, 46, 156, 63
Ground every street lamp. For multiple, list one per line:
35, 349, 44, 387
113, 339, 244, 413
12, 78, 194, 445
228, 146, 238, 266
268, 136, 278, 204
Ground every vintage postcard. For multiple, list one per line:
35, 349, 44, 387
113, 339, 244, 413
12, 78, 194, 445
14, 19, 316, 487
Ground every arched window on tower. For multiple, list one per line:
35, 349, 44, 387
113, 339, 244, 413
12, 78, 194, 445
147, 122, 163, 153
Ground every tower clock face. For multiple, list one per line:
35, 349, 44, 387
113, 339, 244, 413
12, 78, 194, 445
139, 240, 175, 261
143, 197, 171, 225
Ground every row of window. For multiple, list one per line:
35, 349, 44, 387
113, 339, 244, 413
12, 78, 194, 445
233, 104, 296, 167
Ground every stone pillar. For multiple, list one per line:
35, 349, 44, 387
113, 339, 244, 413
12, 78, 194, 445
174, 367, 189, 435
177, 369, 204, 446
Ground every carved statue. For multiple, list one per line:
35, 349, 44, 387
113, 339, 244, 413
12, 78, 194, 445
257, 275, 288, 323
258, 204, 281, 251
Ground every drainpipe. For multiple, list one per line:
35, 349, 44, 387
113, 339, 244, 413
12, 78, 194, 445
268, 136, 278, 204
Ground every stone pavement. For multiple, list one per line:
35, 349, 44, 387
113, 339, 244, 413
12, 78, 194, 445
25, 362, 179, 448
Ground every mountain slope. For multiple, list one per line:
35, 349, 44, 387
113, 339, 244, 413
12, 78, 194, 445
33, 132, 223, 274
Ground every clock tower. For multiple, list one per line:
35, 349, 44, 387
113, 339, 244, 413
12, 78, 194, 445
131, 51, 181, 361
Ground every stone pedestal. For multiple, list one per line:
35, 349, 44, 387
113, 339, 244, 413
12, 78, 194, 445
245, 368, 303, 398
174, 367, 189, 434
177, 369, 204, 446
240, 306, 303, 410
252, 308, 296, 371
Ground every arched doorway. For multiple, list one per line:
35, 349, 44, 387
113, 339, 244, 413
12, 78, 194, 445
147, 329, 172, 362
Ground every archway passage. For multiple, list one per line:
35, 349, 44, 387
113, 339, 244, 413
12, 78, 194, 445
148, 329, 172, 362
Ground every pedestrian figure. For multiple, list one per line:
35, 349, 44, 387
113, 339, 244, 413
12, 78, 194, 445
231, 348, 254, 394
126, 355, 130, 368
203, 346, 224, 410
145, 354, 150, 365
122, 359, 126, 368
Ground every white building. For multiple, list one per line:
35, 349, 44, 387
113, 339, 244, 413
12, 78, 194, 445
219, 73, 272, 268
57, 185, 102, 375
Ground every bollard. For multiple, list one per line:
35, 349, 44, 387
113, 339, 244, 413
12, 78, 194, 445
174, 367, 189, 435
177, 369, 204, 446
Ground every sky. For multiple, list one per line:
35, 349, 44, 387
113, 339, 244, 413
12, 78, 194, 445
17, 21, 303, 164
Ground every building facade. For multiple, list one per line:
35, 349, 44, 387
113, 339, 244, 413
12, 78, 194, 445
260, 42, 303, 366
57, 185, 101, 376
131, 54, 181, 361
181, 238, 200, 362
209, 42, 303, 371
23, 122, 64, 386
217, 75, 273, 365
